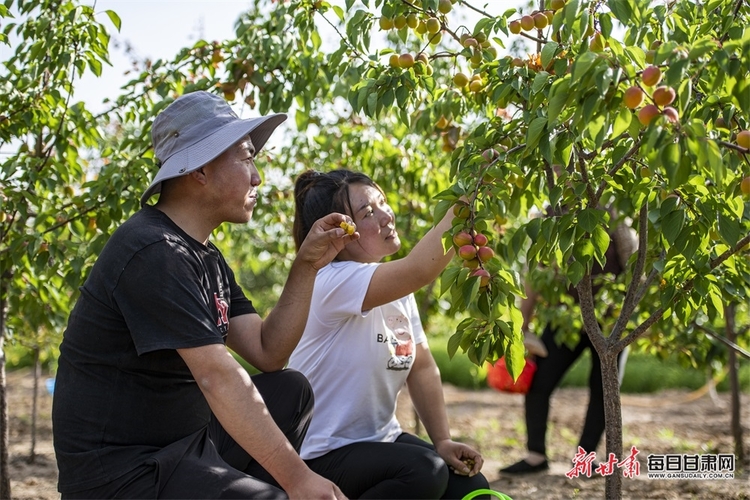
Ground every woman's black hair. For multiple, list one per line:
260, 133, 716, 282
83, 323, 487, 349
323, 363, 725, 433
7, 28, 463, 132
293, 169, 382, 250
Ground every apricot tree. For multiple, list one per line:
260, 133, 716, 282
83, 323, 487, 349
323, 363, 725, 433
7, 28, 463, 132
210, 0, 750, 496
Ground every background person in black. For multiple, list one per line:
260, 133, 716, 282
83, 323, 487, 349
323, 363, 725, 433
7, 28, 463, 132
500, 221, 635, 475
52, 91, 353, 499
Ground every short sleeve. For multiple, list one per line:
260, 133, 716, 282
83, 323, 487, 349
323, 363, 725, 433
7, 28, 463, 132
311, 262, 380, 326
113, 242, 227, 355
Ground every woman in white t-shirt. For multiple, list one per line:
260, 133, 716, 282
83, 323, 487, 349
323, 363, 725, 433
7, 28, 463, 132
288, 169, 488, 499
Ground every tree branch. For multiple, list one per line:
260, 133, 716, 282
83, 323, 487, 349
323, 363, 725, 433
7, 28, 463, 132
610, 202, 647, 345
717, 140, 749, 154
576, 149, 598, 206
693, 323, 750, 360
576, 272, 608, 354
615, 232, 750, 351
596, 137, 641, 201
457, 0, 494, 19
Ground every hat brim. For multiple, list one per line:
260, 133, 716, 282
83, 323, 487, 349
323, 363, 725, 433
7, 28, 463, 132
141, 112, 287, 206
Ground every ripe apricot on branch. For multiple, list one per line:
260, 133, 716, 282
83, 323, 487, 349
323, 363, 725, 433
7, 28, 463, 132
477, 246, 494, 262
453, 72, 469, 87
741, 176, 750, 195
463, 258, 480, 269
623, 86, 644, 109
389, 54, 400, 67
339, 221, 356, 235
379, 17, 394, 30
453, 231, 473, 247
481, 148, 499, 163
520, 15, 535, 31
550, 0, 565, 10
453, 204, 470, 219
458, 245, 478, 260
471, 268, 491, 287
652, 86, 676, 106
473, 233, 488, 247
662, 107, 679, 124
469, 79, 483, 92
509, 20, 522, 34
426, 17, 441, 34
533, 13, 548, 29
398, 53, 415, 68
638, 104, 660, 126
737, 130, 750, 149
641, 65, 662, 87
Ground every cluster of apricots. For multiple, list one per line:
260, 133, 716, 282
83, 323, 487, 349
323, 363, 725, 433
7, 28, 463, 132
508, 9, 554, 35
389, 51, 433, 76
452, 225, 494, 287
379, 0, 456, 47
623, 65, 679, 126
452, 71, 486, 93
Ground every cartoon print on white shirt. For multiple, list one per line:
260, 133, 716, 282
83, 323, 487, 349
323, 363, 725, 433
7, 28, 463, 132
385, 313, 414, 370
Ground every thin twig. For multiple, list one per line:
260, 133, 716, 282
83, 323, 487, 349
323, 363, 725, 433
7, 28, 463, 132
694, 323, 750, 360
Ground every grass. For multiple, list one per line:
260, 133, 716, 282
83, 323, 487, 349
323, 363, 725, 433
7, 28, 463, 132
429, 331, 750, 393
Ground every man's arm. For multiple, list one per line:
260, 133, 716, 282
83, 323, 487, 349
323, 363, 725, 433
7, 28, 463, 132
177, 343, 344, 499
227, 212, 356, 371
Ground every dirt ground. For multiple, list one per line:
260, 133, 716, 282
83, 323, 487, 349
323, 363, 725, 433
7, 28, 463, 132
7, 367, 750, 499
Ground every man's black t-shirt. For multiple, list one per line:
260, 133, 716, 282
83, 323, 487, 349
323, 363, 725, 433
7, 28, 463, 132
52, 206, 256, 493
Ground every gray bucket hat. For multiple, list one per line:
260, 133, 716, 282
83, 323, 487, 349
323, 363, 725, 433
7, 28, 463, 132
141, 91, 287, 206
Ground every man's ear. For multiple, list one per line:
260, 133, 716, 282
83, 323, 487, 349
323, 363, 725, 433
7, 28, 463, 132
190, 167, 208, 185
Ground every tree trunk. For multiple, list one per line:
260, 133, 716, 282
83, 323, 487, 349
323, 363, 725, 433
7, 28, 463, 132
601, 351, 623, 499
724, 304, 745, 463
0, 276, 11, 500
29, 347, 40, 463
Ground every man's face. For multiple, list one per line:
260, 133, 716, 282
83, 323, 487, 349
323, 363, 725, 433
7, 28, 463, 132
203, 137, 261, 223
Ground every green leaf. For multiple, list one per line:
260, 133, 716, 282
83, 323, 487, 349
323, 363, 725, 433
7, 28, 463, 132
718, 212, 740, 246
567, 261, 585, 286
611, 105, 632, 139
661, 209, 685, 245
447, 331, 463, 359
661, 141, 681, 188
104, 9, 121, 31
540, 41, 559, 71
571, 51, 598, 84
504, 333, 527, 380
591, 226, 610, 266
607, 0, 632, 23
525, 117, 547, 151
577, 209, 602, 233
547, 77, 570, 126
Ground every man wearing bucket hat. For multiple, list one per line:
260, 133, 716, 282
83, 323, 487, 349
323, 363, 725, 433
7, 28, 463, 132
52, 91, 353, 499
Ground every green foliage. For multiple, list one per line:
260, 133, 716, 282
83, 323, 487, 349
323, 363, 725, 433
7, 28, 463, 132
2, 0, 749, 434
255, 0, 750, 382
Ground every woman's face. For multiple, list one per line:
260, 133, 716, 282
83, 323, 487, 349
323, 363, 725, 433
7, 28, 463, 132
337, 183, 400, 263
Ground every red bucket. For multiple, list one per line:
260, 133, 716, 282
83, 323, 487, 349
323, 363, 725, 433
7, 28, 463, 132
487, 357, 537, 394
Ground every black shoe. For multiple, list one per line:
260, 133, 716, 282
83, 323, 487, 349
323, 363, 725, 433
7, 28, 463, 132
499, 458, 549, 474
